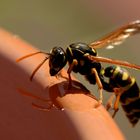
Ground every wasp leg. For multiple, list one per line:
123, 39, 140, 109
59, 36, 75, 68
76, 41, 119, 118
91, 68, 103, 108
32, 102, 64, 111
32, 102, 54, 111
112, 88, 122, 118
18, 88, 51, 103
106, 94, 115, 111
17, 88, 54, 111
67, 59, 78, 89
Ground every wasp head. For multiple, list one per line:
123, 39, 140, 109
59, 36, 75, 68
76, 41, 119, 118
49, 47, 67, 76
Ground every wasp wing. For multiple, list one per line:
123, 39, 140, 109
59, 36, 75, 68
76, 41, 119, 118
90, 20, 140, 49
87, 55, 140, 70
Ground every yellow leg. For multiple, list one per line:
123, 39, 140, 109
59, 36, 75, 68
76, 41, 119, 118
91, 68, 103, 107
106, 94, 115, 111
112, 88, 122, 118
67, 59, 78, 89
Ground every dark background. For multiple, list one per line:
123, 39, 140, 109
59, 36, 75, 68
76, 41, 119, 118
0, 0, 140, 139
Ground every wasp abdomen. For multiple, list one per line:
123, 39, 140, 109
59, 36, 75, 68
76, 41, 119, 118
120, 82, 140, 126
104, 65, 140, 126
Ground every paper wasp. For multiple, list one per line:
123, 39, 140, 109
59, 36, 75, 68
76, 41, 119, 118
17, 20, 140, 126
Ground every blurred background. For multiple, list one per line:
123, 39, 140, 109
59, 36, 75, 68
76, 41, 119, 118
0, 0, 140, 139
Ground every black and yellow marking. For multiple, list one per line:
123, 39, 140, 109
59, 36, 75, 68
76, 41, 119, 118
120, 81, 140, 126
16, 20, 140, 126
103, 65, 140, 126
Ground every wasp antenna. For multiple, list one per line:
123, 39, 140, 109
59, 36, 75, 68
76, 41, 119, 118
17, 88, 50, 102
16, 51, 50, 62
30, 57, 49, 81
87, 55, 140, 70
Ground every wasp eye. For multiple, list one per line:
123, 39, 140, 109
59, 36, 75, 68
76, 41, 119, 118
49, 47, 67, 76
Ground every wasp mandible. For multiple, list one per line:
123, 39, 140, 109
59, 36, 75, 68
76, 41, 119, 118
17, 20, 140, 126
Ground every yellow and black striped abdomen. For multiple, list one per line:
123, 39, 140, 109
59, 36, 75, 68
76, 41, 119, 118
120, 81, 140, 126
103, 65, 140, 126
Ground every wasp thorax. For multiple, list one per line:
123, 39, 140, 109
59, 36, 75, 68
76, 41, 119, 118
49, 47, 67, 76
69, 42, 97, 56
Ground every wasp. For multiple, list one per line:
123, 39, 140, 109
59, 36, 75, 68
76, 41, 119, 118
17, 20, 140, 126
